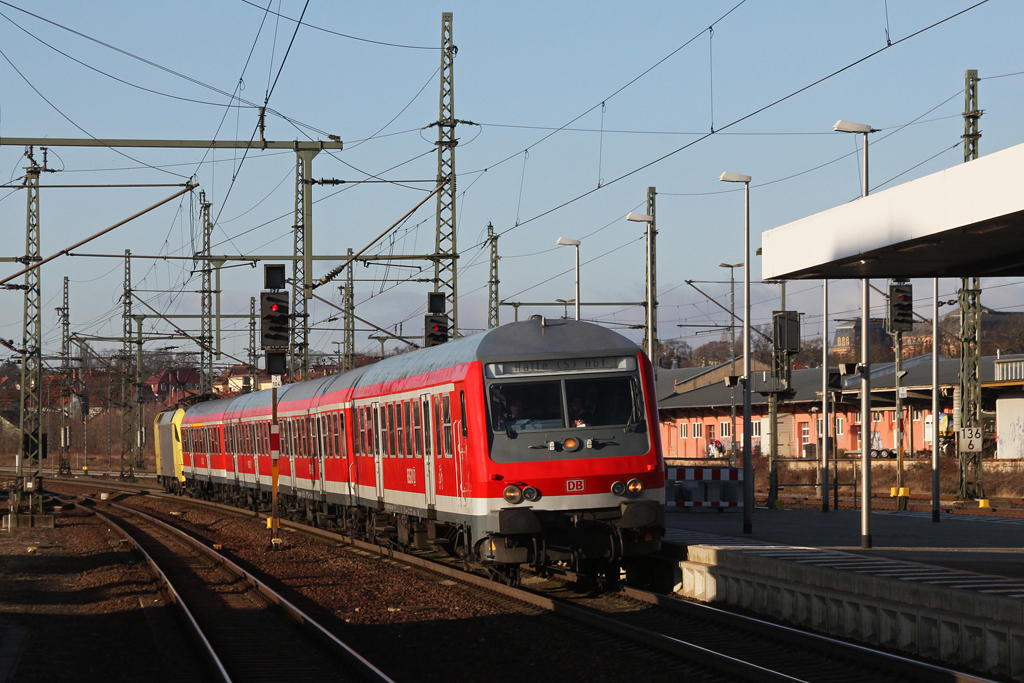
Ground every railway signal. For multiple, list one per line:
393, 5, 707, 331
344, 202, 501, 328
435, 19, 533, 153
260, 291, 290, 349
425, 314, 449, 347
888, 283, 913, 332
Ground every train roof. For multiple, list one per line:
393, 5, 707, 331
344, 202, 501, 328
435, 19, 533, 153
182, 319, 641, 420
356, 318, 640, 388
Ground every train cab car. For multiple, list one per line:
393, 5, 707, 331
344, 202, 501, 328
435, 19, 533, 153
163, 318, 664, 582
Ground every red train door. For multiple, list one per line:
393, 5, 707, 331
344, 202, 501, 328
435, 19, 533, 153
372, 401, 385, 501
421, 394, 436, 509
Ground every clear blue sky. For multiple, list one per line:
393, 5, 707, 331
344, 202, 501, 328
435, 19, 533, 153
0, 0, 1020, 364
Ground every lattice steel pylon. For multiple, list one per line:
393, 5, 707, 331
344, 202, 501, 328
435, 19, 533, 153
120, 249, 135, 481
58, 276, 71, 475
248, 296, 258, 391
487, 223, 499, 328
342, 248, 355, 371
957, 69, 984, 501
291, 150, 317, 380
199, 192, 213, 395
433, 12, 459, 336
18, 154, 43, 501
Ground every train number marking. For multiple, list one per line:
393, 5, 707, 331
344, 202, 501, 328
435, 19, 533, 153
566, 479, 585, 493
407, 468, 417, 485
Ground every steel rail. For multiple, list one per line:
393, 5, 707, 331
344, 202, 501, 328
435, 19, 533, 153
63, 493, 394, 683
47, 480, 1003, 682
72, 501, 233, 682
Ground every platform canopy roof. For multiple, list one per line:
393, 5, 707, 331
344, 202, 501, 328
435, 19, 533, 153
761, 141, 1024, 281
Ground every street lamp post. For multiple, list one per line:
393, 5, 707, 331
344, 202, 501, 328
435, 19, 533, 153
834, 119, 876, 548
720, 261, 743, 463
556, 238, 581, 321
719, 172, 752, 534
626, 212, 657, 371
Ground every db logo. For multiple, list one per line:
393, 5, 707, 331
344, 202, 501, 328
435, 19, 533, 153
566, 479, 585, 493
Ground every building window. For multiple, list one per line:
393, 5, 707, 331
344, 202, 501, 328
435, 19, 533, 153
679, 423, 688, 438
801, 422, 810, 445
692, 422, 702, 438
719, 421, 731, 438
834, 417, 844, 435
854, 411, 862, 425
751, 421, 762, 437
872, 411, 882, 423
912, 407, 922, 422
816, 417, 824, 435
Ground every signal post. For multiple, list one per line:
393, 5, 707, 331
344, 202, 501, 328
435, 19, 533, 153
262, 265, 289, 548
889, 282, 913, 511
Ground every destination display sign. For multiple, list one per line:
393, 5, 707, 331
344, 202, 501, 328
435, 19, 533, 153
485, 355, 636, 378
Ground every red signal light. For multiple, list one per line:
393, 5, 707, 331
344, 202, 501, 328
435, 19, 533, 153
271, 304, 280, 312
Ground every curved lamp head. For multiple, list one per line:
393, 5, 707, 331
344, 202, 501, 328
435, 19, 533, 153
719, 172, 751, 183
625, 212, 653, 223
833, 120, 873, 134
556, 237, 580, 246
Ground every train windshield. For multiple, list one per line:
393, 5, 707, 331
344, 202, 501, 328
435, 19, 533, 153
489, 381, 564, 432
489, 376, 637, 433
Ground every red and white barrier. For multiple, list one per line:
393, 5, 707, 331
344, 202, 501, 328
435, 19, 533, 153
665, 467, 742, 482
665, 466, 743, 510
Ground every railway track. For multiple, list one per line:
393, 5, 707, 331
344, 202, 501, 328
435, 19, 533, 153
514, 570, 1000, 683
47, 481, 1002, 683
63, 493, 392, 683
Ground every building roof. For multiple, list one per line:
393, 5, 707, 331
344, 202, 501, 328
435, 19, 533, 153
655, 365, 722, 400
658, 354, 1006, 412
762, 141, 1024, 280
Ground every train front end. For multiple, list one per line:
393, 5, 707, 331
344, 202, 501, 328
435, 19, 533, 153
474, 319, 665, 577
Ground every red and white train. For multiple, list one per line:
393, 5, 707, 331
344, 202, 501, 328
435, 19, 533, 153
156, 318, 665, 580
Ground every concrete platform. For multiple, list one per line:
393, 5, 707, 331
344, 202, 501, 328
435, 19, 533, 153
663, 508, 1024, 678
666, 507, 1024, 579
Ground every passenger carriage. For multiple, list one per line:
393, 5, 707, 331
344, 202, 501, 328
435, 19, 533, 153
156, 318, 665, 579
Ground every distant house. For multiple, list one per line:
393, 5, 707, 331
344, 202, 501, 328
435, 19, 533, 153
146, 368, 201, 405
213, 364, 273, 396
659, 352, 1024, 461
829, 318, 891, 361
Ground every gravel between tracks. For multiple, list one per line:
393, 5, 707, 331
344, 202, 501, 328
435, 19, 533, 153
0, 508, 180, 683
52, 490, 686, 683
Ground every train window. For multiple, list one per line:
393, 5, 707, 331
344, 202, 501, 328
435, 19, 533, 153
442, 395, 453, 458
564, 376, 635, 427
396, 402, 405, 458
433, 396, 443, 457
173, 424, 180, 443
405, 401, 414, 457
421, 396, 431, 458
308, 417, 318, 459
387, 404, 397, 457
413, 399, 423, 458
373, 406, 382, 457
460, 391, 468, 439
488, 381, 564, 433
335, 412, 345, 458
354, 409, 363, 456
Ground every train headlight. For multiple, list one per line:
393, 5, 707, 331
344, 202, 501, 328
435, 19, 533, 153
523, 486, 540, 502
611, 481, 626, 496
627, 478, 644, 496
562, 437, 580, 451
503, 485, 524, 504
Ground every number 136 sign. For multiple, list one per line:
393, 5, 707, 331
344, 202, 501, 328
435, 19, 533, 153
959, 427, 984, 453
